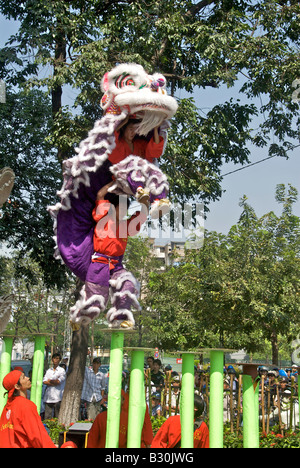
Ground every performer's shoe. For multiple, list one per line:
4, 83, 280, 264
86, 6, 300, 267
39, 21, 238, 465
70, 320, 81, 331
150, 198, 171, 219
108, 319, 135, 329
135, 186, 150, 204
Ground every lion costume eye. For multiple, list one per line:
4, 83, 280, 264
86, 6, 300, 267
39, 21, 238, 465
115, 74, 135, 89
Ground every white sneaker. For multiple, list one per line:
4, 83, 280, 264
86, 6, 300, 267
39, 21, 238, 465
150, 198, 171, 219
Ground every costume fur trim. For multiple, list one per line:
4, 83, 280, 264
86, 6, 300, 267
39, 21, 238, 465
106, 307, 135, 325
69, 285, 107, 324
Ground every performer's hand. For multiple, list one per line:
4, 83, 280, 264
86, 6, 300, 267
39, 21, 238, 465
153, 125, 160, 144
96, 181, 114, 200
116, 115, 129, 132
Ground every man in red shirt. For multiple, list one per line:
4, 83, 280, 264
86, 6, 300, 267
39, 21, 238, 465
0, 370, 56, 448
151, 394, 209, 449
87, 391, 153, 448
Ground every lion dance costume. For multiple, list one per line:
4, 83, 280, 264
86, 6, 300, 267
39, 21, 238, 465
49, 63, 178, 328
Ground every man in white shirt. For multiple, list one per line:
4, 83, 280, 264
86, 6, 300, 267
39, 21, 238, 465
43, 353, 66, 419
81, 357, 105, 420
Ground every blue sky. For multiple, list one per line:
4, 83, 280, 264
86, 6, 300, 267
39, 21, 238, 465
1, 15, 299, 235
188, 82, 300, 233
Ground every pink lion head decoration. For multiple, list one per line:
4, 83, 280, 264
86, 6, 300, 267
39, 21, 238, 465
100, 63, 178, 135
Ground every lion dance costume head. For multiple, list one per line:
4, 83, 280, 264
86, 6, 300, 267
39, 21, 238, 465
49, 63, 177, 327
100, 63, 177, 134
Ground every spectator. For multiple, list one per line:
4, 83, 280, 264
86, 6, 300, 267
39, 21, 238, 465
87, 390, 153, 448
146, 356, 154, 372
151, 358, 164, 390
165, 375, 181, 417
61, 356, 69, 372
81, 357, 106, 420
223, 378, 231, 423
0, 370, 56, 448
151, 392, 162, 417
291, 365, 298, 379
267, 370, 277, 405
43, 353, 66, 419
151, 394, 209, 448
273, 388, 299, 431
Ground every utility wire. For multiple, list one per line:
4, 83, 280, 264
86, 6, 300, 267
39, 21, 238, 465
222, 144, 299, 178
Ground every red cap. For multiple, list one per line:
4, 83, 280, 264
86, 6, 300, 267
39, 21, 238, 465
3, 370, 22, 401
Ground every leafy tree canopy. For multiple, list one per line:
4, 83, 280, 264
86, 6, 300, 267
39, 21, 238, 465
145, 184, 300, 364
0, 0, 299, 202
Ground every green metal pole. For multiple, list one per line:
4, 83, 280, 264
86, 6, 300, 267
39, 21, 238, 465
0, 336, 13, 414
105, 331, 124, 448
180, 353, 194, 448
242, 374, 259, 448
30, 335, 46, 414
127, 349, 146, 448
209, 350, 224, 448
254, 378, 260, 443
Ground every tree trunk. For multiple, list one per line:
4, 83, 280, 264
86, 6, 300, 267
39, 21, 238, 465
271, 331, 279, 366
58, 279, 89, 427
58, 322, 89, 427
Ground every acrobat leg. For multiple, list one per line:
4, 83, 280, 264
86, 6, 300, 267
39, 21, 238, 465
69, 281, 110, 326
69, 262, 111, 326
107, 268, 141, 328
109, 155, 171, 218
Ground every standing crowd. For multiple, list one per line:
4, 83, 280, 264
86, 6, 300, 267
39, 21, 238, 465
0, 352, 209, 448
1, 350, 298, 448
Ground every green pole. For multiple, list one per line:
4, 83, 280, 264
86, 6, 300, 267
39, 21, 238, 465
180, 353, 194, 448
105, 331, 124, 448
0, 336, 13, 414
254, 378, 260, 443
30, 335, 46, 414
127, 349, 146, 448
209, 350, 224, 448
242, 374, 260, 448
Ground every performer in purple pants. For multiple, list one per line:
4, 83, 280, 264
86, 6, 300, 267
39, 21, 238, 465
69, 182, 148, 328
48, 63, 178, 328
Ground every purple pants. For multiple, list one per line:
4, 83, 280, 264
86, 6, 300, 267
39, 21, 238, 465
70, 257, 140, 325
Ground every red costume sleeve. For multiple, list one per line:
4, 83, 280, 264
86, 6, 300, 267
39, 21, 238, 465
0, 397, 56, 448
92, 200, 111, 223
151, 416, 210, 449
87, 409, 129, 448
108, 131, 164, 165
144, 136, 164, 163
87, 412, 105, 448
193, 421, 209, 448
151, 416, 181, 448
141, 406, 154, 447
20, 400, 56, 448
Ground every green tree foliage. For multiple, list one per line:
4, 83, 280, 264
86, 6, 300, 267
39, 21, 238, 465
0, 0, 299, 282
0, 252, 75, 348
146, 185, 300, 364
0, 0, 299, 201
123, 235, 162, 345
0, 89, 66, 287
1, 1, 299, 422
